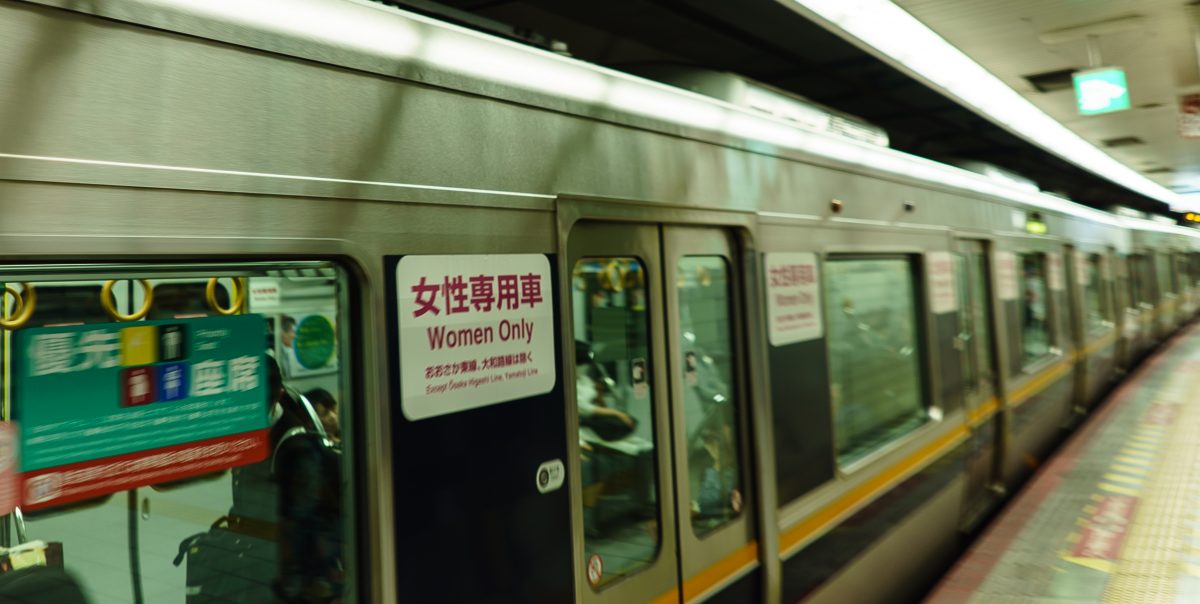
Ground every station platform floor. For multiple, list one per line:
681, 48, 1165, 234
926, 324, 1200, 603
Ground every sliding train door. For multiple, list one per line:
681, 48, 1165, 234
954, 239, 1001, 529
568, 222, 758, 604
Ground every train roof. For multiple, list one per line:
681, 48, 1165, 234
24, 0, 1200, 241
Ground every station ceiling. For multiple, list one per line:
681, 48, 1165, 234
389, 0, 1195, 218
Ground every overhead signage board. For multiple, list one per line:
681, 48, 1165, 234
1074, 67, 1130, 116
395, 254, 556, 421
765, 252, 823, 345
14, 315, 269, 509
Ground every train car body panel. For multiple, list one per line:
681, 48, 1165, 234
3, 1, 1200, 603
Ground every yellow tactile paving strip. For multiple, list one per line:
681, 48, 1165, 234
1101, 363, 1198, 602
926, 327, 1200, 603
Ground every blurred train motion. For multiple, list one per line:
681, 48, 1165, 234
1, 0, 1197, 602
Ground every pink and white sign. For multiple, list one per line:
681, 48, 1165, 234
0, 424, 17, 515
1075, 253, 1090, 286
1047, 253, 1065, 291
996, 251, 1018, 301
765, 253, 823, 346
397, 255, 556, 421
926, 252, 958, 314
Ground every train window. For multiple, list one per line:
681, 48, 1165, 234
0, 265, 354, 604
572, 258, 659, 587
825, 257, 927, 466
963, 249, 995, 388
675, 256, 741, 537
1177, 254, 1189, 294
1083, 254, 1107, 331
1155, 253, 1173, 297
1018, 253, 1054, 366
1129, 254, 1152, 305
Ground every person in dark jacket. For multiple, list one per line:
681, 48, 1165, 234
273, 387, 342, 603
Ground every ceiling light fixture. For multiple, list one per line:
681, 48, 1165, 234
787, 0, 1190, 211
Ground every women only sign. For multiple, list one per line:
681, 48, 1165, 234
396, 255, 556, 420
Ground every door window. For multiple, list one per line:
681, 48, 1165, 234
1018, 253, 1054, 366
956, 246, 995, 394
572, 258, 659, 587
1082, 254, 1108, 332
675, 256, 742, 537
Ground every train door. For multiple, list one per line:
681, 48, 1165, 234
954, 239, 1001, 528
568, 222, 757, 603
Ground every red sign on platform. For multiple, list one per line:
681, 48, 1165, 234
1072, 495, 1136, 559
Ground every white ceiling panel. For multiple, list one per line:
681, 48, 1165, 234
894, 0, 1200, 195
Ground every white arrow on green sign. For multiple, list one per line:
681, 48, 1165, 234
1073, 67, 1130, 116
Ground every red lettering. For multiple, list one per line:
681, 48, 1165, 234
411, 277, 441, 317
497, 275, 519, 310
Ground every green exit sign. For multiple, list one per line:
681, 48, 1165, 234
1073, 67, 1130, 116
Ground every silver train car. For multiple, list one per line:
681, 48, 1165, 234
1, 1, 1197, 602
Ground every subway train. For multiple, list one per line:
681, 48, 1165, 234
0, 1, 1197, 603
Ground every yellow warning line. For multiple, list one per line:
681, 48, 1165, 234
1115, 456, 1151, 467
1119, 448, 1154, 459
1103, 473, 1144, 486
1122, 442, 1157, 451
1111, 464, 1148, 475
1099, 483, 1140, 496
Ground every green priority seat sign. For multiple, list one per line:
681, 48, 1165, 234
12, 314, 270, 510
1073, 67, 1130, 116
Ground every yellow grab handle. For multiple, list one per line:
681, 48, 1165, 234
0, 284, 35, 330
101, 280, 154, 322
206, 277, 247, 316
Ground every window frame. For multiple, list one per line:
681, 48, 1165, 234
569, 254, 666, 590
1015, 251, 1059, 371
0, 260, 362, 604
821, 253, 932, 471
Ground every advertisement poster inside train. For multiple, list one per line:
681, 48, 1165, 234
996, 251, 1018, 300
765, 252, 823, 346
396, 254, 556, 421
278, 310, 339, 378
926, 251, 958, 314
13, 315, 269, 509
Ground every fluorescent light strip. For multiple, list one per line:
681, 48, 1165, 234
790, 0, 1191, 212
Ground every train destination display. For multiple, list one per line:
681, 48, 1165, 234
396, 254, 556, 420
13, 315, 269, 509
